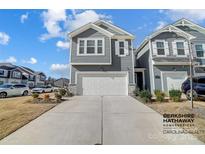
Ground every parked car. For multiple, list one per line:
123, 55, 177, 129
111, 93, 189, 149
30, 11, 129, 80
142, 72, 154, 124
0, 84, 29, 98
31, 85, 53, 93
181, 76, 205, 100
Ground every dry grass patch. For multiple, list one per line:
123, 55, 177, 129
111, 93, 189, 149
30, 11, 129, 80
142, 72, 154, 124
0, 93, 57, 140
146, 100, 205, 143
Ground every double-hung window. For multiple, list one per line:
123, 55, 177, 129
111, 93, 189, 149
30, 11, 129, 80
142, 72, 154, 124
78, 38, 104, 55
119, 41, 125, 56
0, 69, 4, 76
156, 41, 165, 55
13, 71, 21, 78
195, 44, 204, 58
176, 42, 185, 56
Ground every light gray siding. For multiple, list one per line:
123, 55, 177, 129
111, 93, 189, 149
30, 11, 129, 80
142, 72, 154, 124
71, 28, 111, 64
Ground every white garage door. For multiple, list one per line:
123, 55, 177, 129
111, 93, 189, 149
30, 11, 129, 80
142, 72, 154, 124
163, 72, 187, 92
81, 73, 128, 96
167, 76, 187, 91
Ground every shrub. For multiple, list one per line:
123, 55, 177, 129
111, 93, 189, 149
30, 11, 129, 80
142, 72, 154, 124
67, 91, 74, 97
55, 92, 62, 100
154, 90, 165, 102
32, 93, 39, 99
169, 89, 182, 102
133, 88, 140, 96
44, 94, 50, 100
59, 88, 67, 96
139, 90, 152, 103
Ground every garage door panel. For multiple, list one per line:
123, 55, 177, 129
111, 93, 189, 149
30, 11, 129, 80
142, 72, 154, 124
162, 72, 187, 92
81, 73, 128, 96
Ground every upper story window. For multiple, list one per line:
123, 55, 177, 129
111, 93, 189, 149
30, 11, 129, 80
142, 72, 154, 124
115, 40, 129, 57
172, 40, 189, 56
77, 38, 104, 56
176, 42, 185, 55
195, 44, 204, 58
119, 41, 125, 56
40, 75, 46, 81
0, 69, 4, 76
152, 40, 169, 56
156, 41, 165, 55
13, 71, 21, 79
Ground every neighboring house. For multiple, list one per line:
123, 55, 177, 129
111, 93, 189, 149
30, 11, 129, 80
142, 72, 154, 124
136, 18, 205, 95
35, 72, 46, 87
0, 63, 46, 88
54, 78, 69, 88
69, 20, 135, 96
18, 66, 36, 88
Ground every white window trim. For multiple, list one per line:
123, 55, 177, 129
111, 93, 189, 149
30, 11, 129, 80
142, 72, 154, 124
175, 40, 187, 57
13, 71, 21, 78
77, 38, 105, 56
195, 43, 205, 59
116, 40, 129, 57
0, 69, 4, 76
118, 40, 126, 57
155, 40, 167, 57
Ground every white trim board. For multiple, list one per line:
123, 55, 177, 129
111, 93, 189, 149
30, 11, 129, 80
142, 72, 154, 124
77, 38, 105, 56
69, 23, 114, 38
95, 20, 135, 39
70, 63, 112, 65
75, 71, 129, 85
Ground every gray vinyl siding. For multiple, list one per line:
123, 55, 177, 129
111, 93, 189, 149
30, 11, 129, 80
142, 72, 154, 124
136, 49, 151, 90
98, 24, 125, 35
71, 28, 111, 64
151, 32, 188, 57
153, 65, 190, 92
71, 39, 134, 84
177, 26, 205, 65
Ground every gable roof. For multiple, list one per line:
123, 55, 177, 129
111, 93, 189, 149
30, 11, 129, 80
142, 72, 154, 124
95, 20, 135, 38
69, 22, 114, 38
173, 18, 205, 35
136, 19, 196, 58
148, 25, 195, 40
0, 63, 17, 70
69, 20, 135, 39
18, 66, 35, 75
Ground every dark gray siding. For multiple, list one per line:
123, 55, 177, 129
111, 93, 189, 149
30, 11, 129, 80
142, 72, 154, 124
71, 28, 111, 64
136, 50, 151, 90
71, 39, 134, 84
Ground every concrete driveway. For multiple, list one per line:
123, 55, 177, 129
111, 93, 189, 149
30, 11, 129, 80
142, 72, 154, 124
0, 96, 203, 145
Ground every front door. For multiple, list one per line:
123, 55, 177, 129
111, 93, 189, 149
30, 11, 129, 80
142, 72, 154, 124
136, 72, 143, 90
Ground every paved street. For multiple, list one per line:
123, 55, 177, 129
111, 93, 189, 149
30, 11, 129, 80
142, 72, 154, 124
0, 96, 203, 144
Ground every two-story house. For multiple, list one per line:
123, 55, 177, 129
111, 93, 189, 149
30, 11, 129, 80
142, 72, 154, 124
69, 20, 135, 96
136, 18, 205, 95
